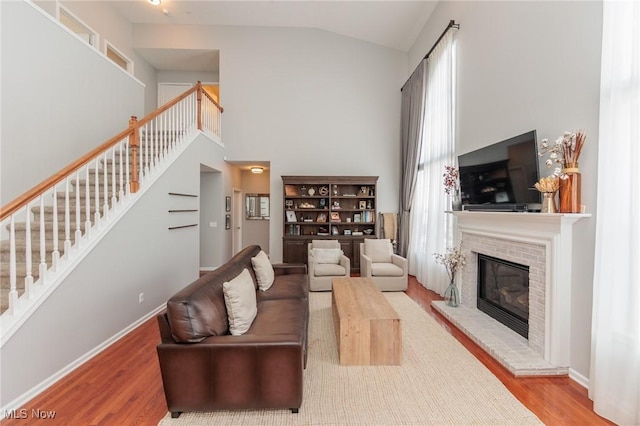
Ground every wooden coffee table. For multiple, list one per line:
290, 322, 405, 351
331, 277, 401, 365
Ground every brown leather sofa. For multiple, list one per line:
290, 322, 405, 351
156, 245, 309, 418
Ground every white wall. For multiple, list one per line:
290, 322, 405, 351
59, 0, 158, 113
132, 24, 408, 262
408, 0, 602, 382
0, 1, 145, 205
0, 133, 232, 407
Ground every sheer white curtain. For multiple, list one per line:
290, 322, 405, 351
589, 1, 640, 425
408, 30, 456, 295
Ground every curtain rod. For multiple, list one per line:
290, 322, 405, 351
401, 20, 460, 92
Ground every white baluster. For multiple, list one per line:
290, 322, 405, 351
181, 99, 186, 139
52, 188, 60, 271
64, 178, 72, 255
125, 139, 131, 196
111, 147, 118, 208
162, 113, 168, 159
119, 141, 125, 200
170, 107, 175, 150
39, 196, 47, 284
8, 216, 18, 315
103, 152, 109, 216
24, 204, 33, 299
144, 124, 150, 177
150, 119, 156, 169
75, 170, 82, 245
94, 158, 101, 226
85, 166, 92, 236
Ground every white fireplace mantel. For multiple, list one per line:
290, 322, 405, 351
449, 211, 590, 367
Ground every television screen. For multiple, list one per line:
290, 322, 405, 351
458, 130, 541, 211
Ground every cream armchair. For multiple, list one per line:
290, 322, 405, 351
360, 239, 408, 291
308, 240, 350, 291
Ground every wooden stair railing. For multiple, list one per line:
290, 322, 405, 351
0, 81, 222, 322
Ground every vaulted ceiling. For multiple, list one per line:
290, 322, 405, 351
109, 1, 437, 72
112, 1, 437, 52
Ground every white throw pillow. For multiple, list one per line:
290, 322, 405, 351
312, 248, 343, 264
364, 239, 393, 263
251, 250, 275, 291
223, 269, 257, 336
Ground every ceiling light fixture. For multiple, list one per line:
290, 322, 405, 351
250, 167, 264, 174
148, 0, 161, 6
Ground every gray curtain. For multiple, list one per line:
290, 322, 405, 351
398, 60, 426, 257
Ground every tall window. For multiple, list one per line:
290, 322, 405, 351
590, 2, 640, 425
408, 29, 457, 295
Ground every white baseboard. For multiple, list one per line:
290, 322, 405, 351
569, 368, 590, 390
0, 304, 166, 419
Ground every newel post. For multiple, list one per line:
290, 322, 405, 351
196, 81, 203, 131
129, 116, 140, 193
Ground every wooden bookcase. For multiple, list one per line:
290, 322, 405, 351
281, 176, 378, 272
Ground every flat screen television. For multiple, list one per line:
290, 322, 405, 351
458, 130, 541, 212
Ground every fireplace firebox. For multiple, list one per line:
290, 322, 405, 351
477, 254, 529, 338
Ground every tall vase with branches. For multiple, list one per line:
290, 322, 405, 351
434, 244, 466, 307
443, 165, 462, 211
538, 130, 587, 213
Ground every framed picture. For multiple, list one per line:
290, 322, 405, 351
225, 214, 231, 230
330, 212, 341, 222
317, 212, 327, 222
332, 226, 338, 235
359, 200, 367, 210
353, 213, 361, 223
226, 196, 231, 212
286, 210, 297, 223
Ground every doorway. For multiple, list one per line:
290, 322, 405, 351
232, 189, 243, 255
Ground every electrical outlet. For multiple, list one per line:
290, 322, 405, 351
138, 293, 144, 304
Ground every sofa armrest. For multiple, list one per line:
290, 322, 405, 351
339, 255, 351, 273
157, 334, 304, 412
391, 254, 408, 273
360, 253, 373, 277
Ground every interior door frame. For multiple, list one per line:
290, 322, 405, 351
232, 188, 243, 255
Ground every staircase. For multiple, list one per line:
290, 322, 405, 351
0, 83, 223, 338
0, 146, 158, 312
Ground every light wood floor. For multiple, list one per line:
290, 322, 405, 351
3, 276, 613, 426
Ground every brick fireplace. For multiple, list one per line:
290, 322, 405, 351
432, 211, 589, 376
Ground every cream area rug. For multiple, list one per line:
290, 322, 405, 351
159, 292, 542, 425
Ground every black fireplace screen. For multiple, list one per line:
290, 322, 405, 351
477, 254, 529, 338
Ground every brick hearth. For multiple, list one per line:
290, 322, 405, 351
431, 211, 589, 376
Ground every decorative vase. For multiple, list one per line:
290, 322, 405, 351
541, 191, 558, 213
451, 189, 462, 211
559, 163, 581, 213
444, 279, 459, 307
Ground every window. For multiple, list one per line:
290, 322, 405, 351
105, 41, 134, 74
58, 5, 98, 48
408, 29, 457, 295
